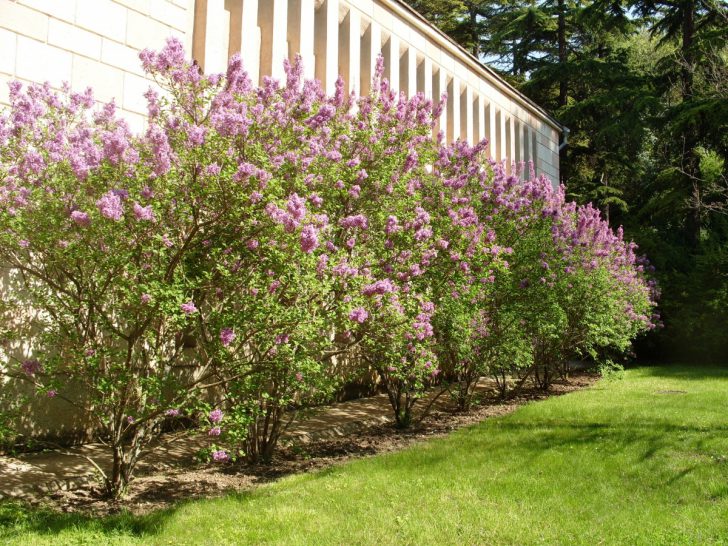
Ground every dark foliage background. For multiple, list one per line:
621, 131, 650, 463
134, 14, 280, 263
406, 0, 728, 362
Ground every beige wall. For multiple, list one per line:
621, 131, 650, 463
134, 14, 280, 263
1, 0, 561, 181
0, 0, 195, 134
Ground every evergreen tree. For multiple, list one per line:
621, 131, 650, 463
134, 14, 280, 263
405, 0, 728, 360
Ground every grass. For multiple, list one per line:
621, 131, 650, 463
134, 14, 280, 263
2, 364, 728, 545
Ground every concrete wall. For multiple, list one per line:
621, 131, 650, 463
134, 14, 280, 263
0, 0, 195, 134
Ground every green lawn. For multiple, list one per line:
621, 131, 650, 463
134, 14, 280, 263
3, 364, 728, 545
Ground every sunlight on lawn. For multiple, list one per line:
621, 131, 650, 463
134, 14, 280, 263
2, 364, 727, 545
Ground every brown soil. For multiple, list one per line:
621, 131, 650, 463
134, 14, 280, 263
34, 374, 596, 516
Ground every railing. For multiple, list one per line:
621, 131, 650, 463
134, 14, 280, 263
191, 0, 561, 181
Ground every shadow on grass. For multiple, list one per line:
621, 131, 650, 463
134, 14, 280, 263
482, 417, 728, 474
634, 363, 728, 380
0, 500, 175, 540
4, 365, 726, 540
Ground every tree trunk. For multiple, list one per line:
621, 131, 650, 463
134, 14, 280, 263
681, 0, 695, 101
556, 0, 569, 187
110, 444, 129, 499
681, 0, 701, 248
557, 0, 567, 108
469, 5, 479, 57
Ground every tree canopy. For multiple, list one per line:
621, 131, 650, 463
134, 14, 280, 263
405, 0, 728, 361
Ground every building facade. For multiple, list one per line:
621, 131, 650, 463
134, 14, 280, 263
1, 0, 562, 181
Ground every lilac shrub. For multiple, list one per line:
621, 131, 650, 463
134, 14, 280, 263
128, 46, 354, 464
429, 155, 658, 399
0, 76, 228, 496
0, 38, 658, 496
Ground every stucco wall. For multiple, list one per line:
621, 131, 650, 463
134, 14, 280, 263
0, 0, 195, 133
1, 0, 561, 180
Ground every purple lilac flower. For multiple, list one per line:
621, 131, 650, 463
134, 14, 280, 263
70, 210, 90, 226
317, 254, 328, 276
235, 162, 257, 180
339, 214, 368, 230
165, 409, 180, 417
133, 202, 154, 221
300, 224, 319, 254
286, 193, 307, 222
180, 301, 197, 315
46, 389, 57, 398
348, 307, 369, 324
208, 426, 221, 437
385, 216, 399, 235
306, 104, 335, 128
362, 279, 396, 296
414, 227, 432, 241
96, 191, 124, 221
18, 239, 30, 248
211, 449, 229, 462
21, 359, 42, 376
208, 409, 223, 423
187, 124, 206, 146
141, 293, 152, 304
220, 327, 235, 347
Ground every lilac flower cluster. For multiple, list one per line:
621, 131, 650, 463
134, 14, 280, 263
180, 301, 197, 315
220, 327, 235, 347
96, 191, 124, 221
21, 359, 42, 376
211, 450, 229, 462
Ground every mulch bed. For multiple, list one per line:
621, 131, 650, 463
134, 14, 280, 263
33, 373, 597, 516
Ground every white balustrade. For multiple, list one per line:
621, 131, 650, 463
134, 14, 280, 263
191, 0, 562, 180
288, 0, 316, 80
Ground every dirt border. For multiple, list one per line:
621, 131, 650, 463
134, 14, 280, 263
15, 373, 597, 516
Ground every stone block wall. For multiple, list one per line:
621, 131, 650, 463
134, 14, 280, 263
0, 0, 195, 133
